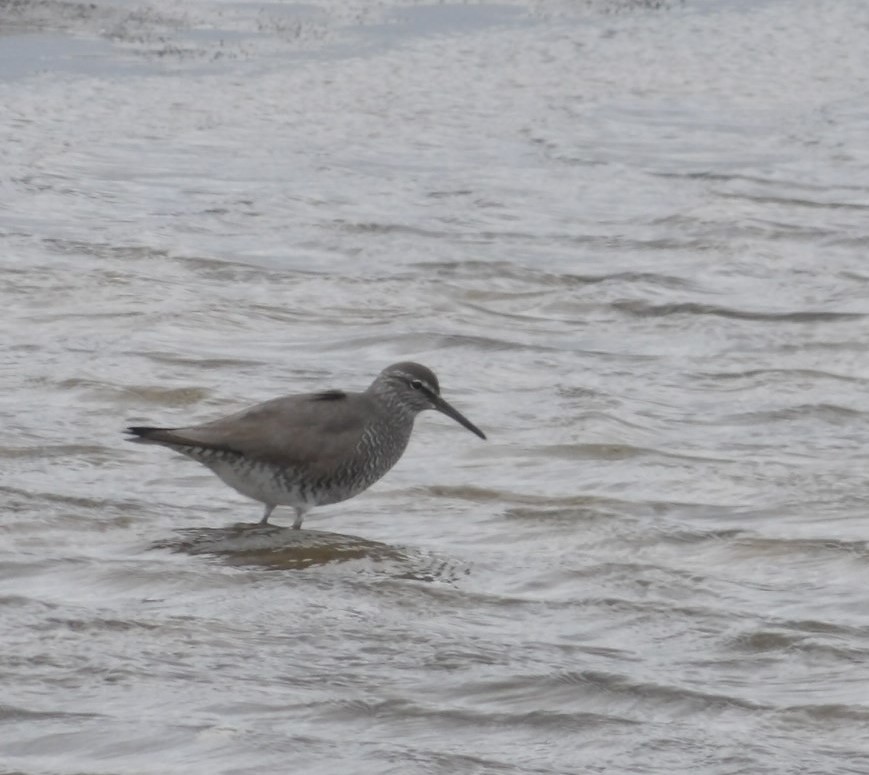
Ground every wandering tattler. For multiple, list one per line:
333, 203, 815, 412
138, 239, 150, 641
125, 362, 485, 529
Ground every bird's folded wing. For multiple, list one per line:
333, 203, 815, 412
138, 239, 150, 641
148, 393, 369, 472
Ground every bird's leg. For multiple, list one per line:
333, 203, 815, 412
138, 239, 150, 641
259, 504, 275, 526
292, 508, 304, 530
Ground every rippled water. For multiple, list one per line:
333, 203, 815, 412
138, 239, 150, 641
4, 0, 869, 772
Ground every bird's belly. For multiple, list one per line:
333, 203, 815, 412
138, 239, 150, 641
206, 457, 308, 508
179, 433, 406, 509
207, 457, 378, 509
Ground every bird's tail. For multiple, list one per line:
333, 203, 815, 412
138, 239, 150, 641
124, 426, 178, 444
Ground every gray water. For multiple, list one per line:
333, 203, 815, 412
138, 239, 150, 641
3, 0, 869, 772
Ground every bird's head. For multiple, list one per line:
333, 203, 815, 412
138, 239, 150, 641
372, 362, 486, 440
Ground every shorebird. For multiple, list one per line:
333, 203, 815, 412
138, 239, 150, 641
125, 362, 485, 529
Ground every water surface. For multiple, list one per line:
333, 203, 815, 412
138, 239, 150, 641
3, 0, 869, 772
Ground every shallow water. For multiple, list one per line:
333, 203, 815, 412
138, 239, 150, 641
3, 0, 869, 772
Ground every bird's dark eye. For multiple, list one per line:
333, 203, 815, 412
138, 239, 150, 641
410, 379, 423, 390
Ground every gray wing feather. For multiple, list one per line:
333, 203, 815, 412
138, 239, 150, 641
145, 392, 370, 473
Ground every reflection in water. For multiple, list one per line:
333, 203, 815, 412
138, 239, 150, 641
149, 525, 466, 581
151, 525, 400, 570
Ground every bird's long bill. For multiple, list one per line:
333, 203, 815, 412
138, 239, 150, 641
433, 395, 487, 440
